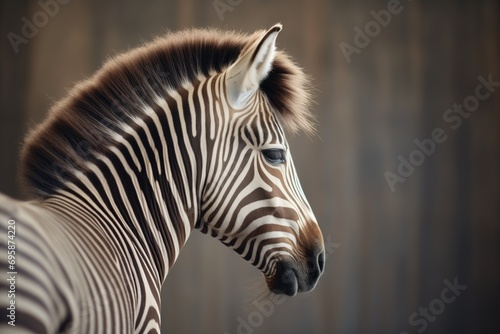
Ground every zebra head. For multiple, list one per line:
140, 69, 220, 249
199, 24, 325, 296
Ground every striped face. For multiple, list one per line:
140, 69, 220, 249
200, 94, 324, 296
199, 24, 325, 296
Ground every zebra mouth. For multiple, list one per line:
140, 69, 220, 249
268, 261, 310, 297
268, 248, 325, 296
269, 261, 300, 296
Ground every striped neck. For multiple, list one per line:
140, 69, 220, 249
39, 76, 228, 285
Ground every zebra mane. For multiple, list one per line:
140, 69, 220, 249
20, 27, 314, 197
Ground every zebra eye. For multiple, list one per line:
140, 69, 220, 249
262, 149, 286, 165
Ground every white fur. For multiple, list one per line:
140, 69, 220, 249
225, 24, 282, 109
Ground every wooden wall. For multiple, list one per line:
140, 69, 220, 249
1, 0, 499, 333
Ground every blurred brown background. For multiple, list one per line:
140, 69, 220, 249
1, 1, 499, 333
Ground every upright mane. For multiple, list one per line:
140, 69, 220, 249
20, 27, 314, 198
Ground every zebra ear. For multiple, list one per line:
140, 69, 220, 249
225, 24, 282, 109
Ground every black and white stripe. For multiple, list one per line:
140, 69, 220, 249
0, 24, 324, 333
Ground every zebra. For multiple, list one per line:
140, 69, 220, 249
0, 24, 325, 333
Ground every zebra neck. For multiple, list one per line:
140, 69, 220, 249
35, 72, 228, 284
41, 98, 209, 284
43, 172, 198, 287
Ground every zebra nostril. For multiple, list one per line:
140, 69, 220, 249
317, 250, 325, 274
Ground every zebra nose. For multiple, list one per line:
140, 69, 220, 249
307, 247, 325, 285
317, 249, 325, 274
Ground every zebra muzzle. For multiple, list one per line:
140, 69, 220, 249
269, 247, 325, 296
